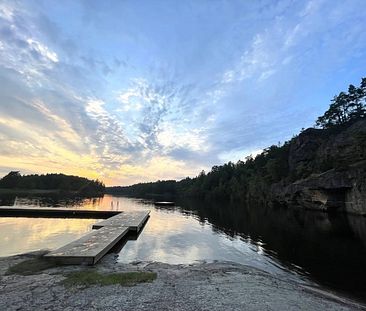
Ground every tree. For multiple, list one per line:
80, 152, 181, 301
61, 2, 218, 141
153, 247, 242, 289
0, 171, 21, 188
316, 77, 366, 129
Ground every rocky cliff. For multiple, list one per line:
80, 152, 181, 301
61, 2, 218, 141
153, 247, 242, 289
271, 119, 366, 215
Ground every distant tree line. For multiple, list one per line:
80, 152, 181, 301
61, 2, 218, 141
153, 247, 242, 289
108, 77, 366, 201
107, 180, 177, 198
107, 143, 290, 202
0, 171, 105, 196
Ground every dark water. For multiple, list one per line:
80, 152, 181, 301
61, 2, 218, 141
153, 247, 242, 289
0, 194, 365, 301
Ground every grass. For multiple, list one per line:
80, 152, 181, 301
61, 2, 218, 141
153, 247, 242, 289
62, 270, 157, 287
6, 258, 58, 275
6, 258, 157, 288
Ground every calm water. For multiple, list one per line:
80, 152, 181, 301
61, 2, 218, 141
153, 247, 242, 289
0, 194, 365, 301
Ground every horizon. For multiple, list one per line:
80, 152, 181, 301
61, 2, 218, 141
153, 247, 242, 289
1, 0, 366, 186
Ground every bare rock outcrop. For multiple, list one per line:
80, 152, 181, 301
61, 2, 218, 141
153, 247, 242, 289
271, 119, 366, 215
0, 252, 363, 310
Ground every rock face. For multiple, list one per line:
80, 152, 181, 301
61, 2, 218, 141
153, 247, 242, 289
345, 164, 366, 214
271, 120, 366, 215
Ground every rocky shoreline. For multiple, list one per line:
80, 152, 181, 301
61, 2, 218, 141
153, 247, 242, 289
0, 251, 364, 311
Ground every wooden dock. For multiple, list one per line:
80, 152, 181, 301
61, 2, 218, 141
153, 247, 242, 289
45, 210, 150, 265
0, 207, 120, 219
92, 210, 150, 231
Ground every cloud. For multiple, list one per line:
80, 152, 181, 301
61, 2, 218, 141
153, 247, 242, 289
26, 38, 59, 63
85, 99, 140, 164
114, 78, 209, 155
0, 9, 59, 82
0, 0, 365, 185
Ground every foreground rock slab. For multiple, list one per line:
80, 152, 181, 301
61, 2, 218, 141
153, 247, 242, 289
0, 251, 364, 311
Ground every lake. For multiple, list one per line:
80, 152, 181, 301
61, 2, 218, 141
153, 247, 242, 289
0, 194, 365, 302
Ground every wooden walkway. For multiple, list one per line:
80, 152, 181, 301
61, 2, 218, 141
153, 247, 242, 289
92, 210, 150, 231
45, 210, 150, 265
0, 207, 119, 218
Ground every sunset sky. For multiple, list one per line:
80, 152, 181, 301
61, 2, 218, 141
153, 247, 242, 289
0, 0, 365, 186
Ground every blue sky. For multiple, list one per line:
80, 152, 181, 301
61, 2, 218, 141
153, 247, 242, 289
0, 0, 365, 185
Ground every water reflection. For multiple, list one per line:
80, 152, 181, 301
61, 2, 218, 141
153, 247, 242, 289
0, 217, 98, 257
0, 193, 101, 208
175, 199, 366, 300
0, 194, 365, 301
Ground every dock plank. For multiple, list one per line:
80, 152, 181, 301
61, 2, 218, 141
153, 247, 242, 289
45, 226, 129, 265
92, 210, 150, 231
44, 210, 150, 265
0, 207, 120, 219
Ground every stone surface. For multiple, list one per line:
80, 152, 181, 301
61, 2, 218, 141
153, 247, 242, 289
271, 161, 366, 214
0, 252, 364, 311
288, 120, 366, 177
271, 119, 366, 215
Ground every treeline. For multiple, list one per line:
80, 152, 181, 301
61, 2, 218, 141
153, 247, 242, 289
0, 171, 105, 195
109, 77, 366, 201
107, 180, 177, 197
107, 144, 290, 201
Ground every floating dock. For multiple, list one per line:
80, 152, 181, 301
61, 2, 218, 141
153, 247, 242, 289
0, 207, 150, 264
0, 207, 120, 219
45, 226, 130, 265
92, 210, 150, 231
42, 210, 150, 265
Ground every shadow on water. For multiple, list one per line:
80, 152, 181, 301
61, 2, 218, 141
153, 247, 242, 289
110, 218, 149, 255
167, 198, 366, 302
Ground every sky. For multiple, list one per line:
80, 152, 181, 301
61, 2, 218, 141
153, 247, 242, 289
0, 0, 365, 186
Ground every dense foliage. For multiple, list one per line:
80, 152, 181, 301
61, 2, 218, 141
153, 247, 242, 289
316, 78, 366, 128
108, 77, 366, 201
0, 171, 105, 195
108, 180, 177, 197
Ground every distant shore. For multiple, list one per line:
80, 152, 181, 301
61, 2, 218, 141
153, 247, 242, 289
0, 251, 363, 311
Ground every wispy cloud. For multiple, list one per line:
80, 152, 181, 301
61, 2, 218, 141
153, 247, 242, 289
0, 0, 365, 185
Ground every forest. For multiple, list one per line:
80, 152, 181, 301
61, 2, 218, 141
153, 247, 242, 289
0, 171, 105, 196
108, 77, 366, 201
